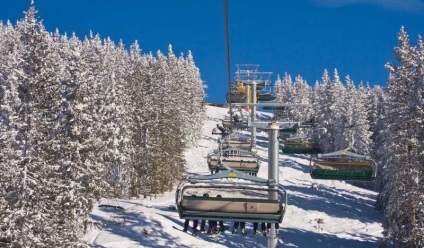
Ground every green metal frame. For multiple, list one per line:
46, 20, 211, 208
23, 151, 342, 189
311, 169, 374, 181
258, 93, 276, 101
211, 165, 259, 174
263, 106, 285, 111
279, 128, 297, 134
282, 146, 321, 154
180, 213, 282, 223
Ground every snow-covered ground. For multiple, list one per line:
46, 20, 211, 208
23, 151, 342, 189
84, 106, 384, 248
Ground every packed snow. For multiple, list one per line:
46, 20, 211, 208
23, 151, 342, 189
84, 106, 384, 247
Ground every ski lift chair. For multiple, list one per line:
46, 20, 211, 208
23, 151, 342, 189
207, 146, 261, 175
222, 117, 232, 129
279, 123, 299, 135
257, 82, 276, 102
226, 83, 247, 103
282, 136, 321, 154
221, 134, 252, 151
257, 90, 277, 101
310, 150, 377, 181
262, 104, 285, 111
176, 170, 287, 223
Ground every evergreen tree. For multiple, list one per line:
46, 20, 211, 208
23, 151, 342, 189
351, 82, 372, 154
382, 27, 424, 247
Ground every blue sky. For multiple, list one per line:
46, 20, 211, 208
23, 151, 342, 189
1, 0, 423, 103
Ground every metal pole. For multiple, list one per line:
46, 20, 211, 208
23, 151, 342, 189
245, 84, 249, 104
268, 122, 279, 248
250, 82, 257, 150
223, 0, 232, 124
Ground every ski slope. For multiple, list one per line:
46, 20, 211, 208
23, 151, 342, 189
84, 106, 384, 248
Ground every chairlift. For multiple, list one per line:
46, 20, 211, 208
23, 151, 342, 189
256, 81, 276, 102
175, 170, 288, 223
258, 90, 277, 101
221, 134, 252, 150
207, 146, 261, 175
263, 105, 285, 111
310, 150, 377, 181
226, 83, 247, 103
282, 136, 321, 154
222, 116, 232, 129
279, 123, 299, 134
222, 115, 249, 130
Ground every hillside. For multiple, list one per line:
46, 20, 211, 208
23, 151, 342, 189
84, 106, 384, 248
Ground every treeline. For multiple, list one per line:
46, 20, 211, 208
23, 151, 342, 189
0, 5, 205, 247
274, 27, 424, 247
275, 70, 372, 155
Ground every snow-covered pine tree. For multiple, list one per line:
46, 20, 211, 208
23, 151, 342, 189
0, 20, 23, 247
127, 41, 149, 197
343, 76, 356, 151
54, 31, 110, 245
350, 82, 372, 154
292, 75, 313, 129
273, 74, 283, 119
382, 26, 424, 247
275, 72, 294, 120
97, 38, 133, 197
156, 50, 184, 193
331, 69, 347, 151
314, 69, 335, 152
182, 50, 206, 146
343, 77, 372, 154
370, 85, 390, 209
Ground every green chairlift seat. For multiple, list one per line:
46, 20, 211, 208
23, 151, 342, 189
263, 106, 285, 111
310, 150, 376, 181
258, 91, 277, 101
282, 138, 321, 154
279, 123, 299, 134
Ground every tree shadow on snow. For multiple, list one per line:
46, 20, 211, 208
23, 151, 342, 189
280, 158, 311, 174
256, 140, 269, 149
281, 227, 379, 248
279, 183, 383, 224
89, 208, 192, 248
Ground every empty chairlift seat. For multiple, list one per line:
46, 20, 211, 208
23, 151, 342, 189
257, 90, 276, 101
221, 135, 252, 150
282, 137, 321, 154
310, 150, 377, 181
222, 115, 249, 130
207, 147, 261, 174
226, 85, 247, 103
279, 123, 299, 135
